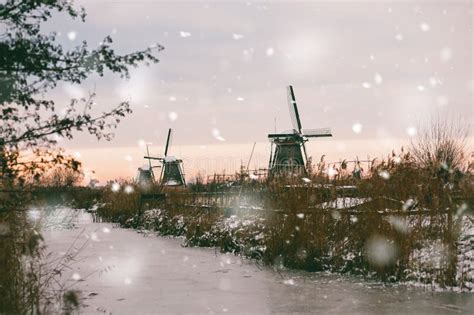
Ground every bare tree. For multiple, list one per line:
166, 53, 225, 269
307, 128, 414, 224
0, 0, 164, 186
411, 117, 470, 179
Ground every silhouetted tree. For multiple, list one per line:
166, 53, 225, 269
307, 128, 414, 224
0, 0, 163, 185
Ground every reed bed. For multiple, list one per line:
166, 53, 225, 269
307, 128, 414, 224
95, 149, 473, 290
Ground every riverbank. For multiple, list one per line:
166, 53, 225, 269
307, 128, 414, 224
111, 206, 474, 292
42, 211, 474, 314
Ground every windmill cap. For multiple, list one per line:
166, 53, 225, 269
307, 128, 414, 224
164, 156, 178, 162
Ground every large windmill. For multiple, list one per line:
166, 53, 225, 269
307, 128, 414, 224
144, 128, 186, 186
268, 85, 332, 176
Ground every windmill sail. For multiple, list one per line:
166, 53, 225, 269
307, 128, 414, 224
302, 128, 332, 138
164, 128, 172, 157
287, 85, 302, 134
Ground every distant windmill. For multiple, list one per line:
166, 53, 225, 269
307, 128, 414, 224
137, 144, 157, 188
268, 85, 332, 176
144, 128, 186, 186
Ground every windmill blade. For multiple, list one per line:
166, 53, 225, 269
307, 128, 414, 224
302, 141, 309, 167
287, 85, 303, 134
164, 128, 173, 157
146, 144, 152, 170
302, 128, 332, 138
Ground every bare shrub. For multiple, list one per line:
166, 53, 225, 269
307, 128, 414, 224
411, 117, 470, 178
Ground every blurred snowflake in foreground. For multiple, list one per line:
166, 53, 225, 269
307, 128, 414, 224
111, 182, 120, 192
352, 123, 363, 134
365, 235, 398, 267
440, 47, 452, 62
419, 22, 430, 32
406, 126, 417, 137
168, 111, 178, 122
232, 33, 244, 40
283, 279, 295, 286
67, 31, 76, 41
266, 47, 274, 56
212, 128, 226, 142
124, 185, 134, 194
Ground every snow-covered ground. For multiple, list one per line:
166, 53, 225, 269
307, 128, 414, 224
41, 209, 474, 314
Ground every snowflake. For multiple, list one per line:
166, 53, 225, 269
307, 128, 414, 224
374, 73, 383, 85
124, 185, 134, 194
67, 31, 77, 41
266, 47, 274, 56
419, 22, 430, 32
283, 279, 295, 285
90, 232, 99, 242
406, 126, 417, 137
232, 33, 244, 40
378, 170, 390, 180
212, 128, 226, 142
362, 82, 371, 89
168, 112, 178, 122
179, 31, 191, 38
429, 77, 439, 87
352, 123, 363, 134
365, 236, 398, 267
111, 182, 120, 192
440, 47, 452, 62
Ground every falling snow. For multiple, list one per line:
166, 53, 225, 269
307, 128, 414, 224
440, 47, 452, 62
406, 126, 417, 137
419, 22, 430, 32
352, 123, 363, 134
179, 31, 191, 37
266, 47, 274, 56
67, 31, 76, 41
111, 182, 120, 192
212, 128, 226, 142
378, 170, 390, 180
374, 73, 383, 85
168, 111, 178, 122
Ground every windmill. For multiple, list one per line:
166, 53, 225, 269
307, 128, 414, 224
144, 128, 186, 186
268, 85, 332, 176
137, 144, 157, 188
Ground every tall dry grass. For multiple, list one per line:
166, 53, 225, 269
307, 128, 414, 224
96, 119, 472, 288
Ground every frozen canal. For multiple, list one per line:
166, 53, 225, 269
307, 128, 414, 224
42, 211, 473, 314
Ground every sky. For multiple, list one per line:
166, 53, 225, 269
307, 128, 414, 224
43, 0, 473, 183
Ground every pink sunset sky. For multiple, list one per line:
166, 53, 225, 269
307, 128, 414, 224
42, 0, 473, 183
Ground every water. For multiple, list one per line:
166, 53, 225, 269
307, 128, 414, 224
41, 209, 473, 314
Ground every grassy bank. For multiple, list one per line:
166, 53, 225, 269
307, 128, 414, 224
95, 152, 473, 290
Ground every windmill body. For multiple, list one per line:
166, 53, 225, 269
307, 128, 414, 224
137, 145, 157, 188
161, 155, 186, 186
137, 165, 154, 186
268, 86, 332, 176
